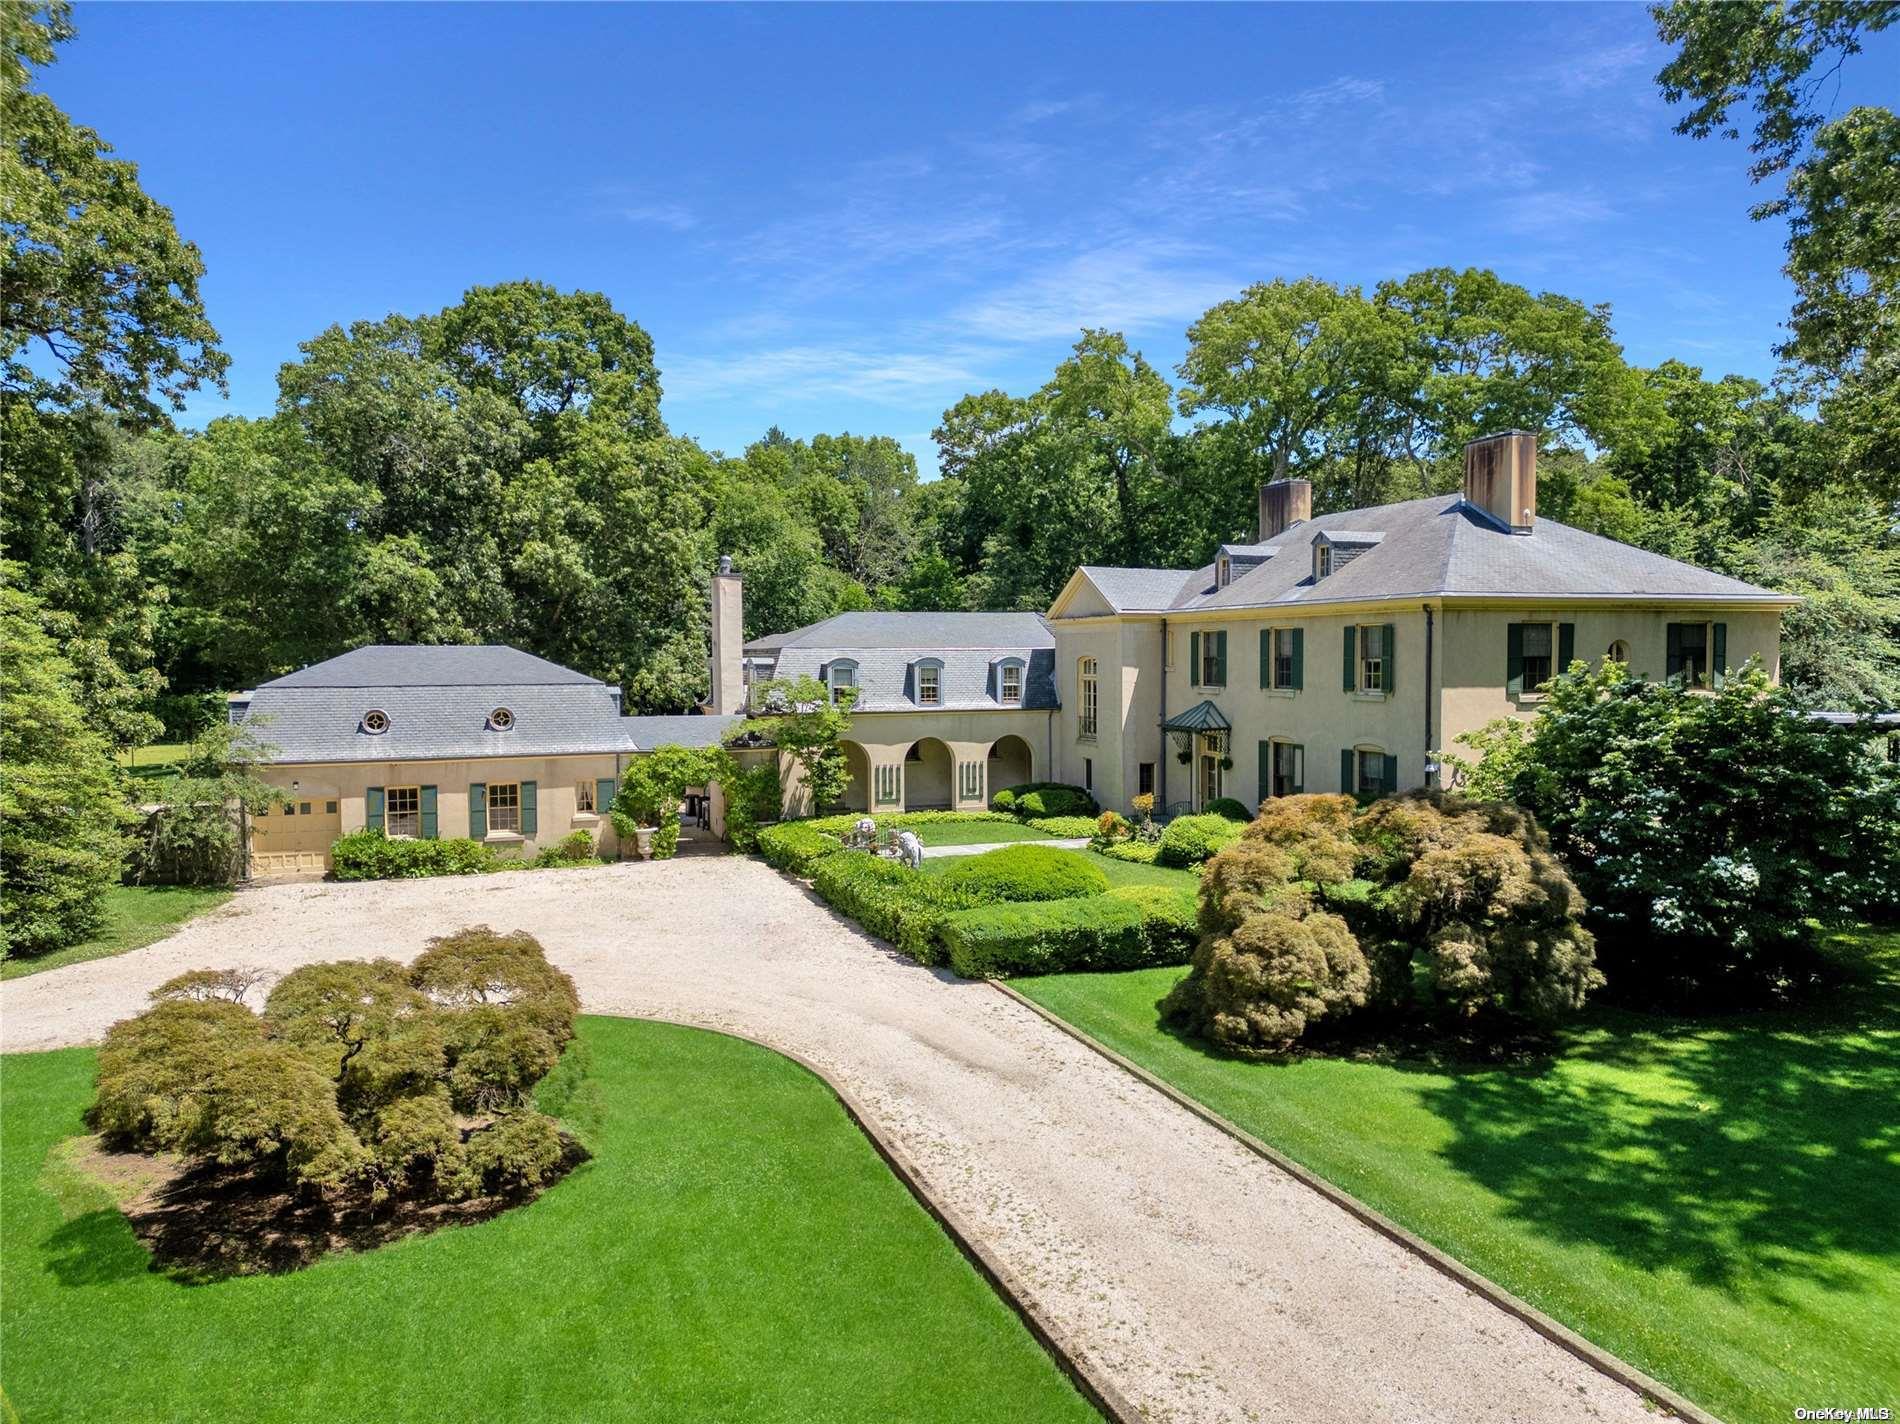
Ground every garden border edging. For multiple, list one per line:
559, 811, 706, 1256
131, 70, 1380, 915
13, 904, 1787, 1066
631, 1014, 1143, 1424
988, 982, 1723, 1424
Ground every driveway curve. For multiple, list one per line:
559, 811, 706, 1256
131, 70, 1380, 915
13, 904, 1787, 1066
2, 858, 1658, 1424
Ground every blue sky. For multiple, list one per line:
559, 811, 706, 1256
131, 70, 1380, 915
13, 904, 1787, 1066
49, 2, 1898, 472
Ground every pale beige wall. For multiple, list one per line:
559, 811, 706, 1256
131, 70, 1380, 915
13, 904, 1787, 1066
1436, 605, 1786, 751
1165, 609, 1433, 806
1052, 620, 1125, 807
261, 753, 628, 860
778, 708, 1057, 817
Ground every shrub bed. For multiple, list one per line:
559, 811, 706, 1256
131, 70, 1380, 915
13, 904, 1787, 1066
756, 811, 1033, 876
941, 883, 1198, 978
1097, 840, 1160, 865
810, 851, 991, 965
939, 844, 1109, 902
1204, 797, 1253, 822
1024, 815, 1100, 838
1155, 813, 1242, 867
990, 782, 1097, 818
332, 830, 497, 880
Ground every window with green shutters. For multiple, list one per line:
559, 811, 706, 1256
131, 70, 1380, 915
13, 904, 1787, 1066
1344, 624, 1395, 693
367, 786, 385, 832
1342, 747, 1398, 797
1508, 621, 1576, 696
1666, 620, 1727, 687
419, 785, 438, 840
468, 783, 487, 839
1190, 630, 1226, 687
596, 778, 617, 820
1262, 627, 1303, 690
1260, 740, 1304, 801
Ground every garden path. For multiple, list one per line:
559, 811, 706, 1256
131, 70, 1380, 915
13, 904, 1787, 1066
1, 858, 1656, 1424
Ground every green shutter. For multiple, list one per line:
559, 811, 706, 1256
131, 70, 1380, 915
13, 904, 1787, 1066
1382, 753, 1399, 795
1667, 622, 1683, 680
1381, 623, 1396, 693
1290, 744, 1304, 794
420, 785, 438, 840
1189, 631, 1201, 687
1507, 623, 1525, 696
597, 778, 616, 819
520, 780, 537, 836
1343, 625, 1357, 691
1259, 628, 1271, 688
468, 783, 487, 839
1341, 748, 1355, 793
1558, 622, 1575, 674
1712, 622, 1727, 687
1213, 631, 1227, 686
366, 786, 385, 832
1258, 740, 1270, 806
1290, 628, 1303, 690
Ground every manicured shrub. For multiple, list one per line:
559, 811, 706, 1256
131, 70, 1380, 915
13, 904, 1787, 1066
1095, 811, 1131, 842
331, 829, 496, 881
1454, 662, 1900, 1001
1163, 791, 1601, 1054
990, 782, 1097, 817
939, 844, 1109, 902
940, 883, 1198, 978
1204, 796, 1253, 822
535, 829, 598, 867
90, 931, 581, 1206
810, 851, 986, 964
1156, 813, 1242, 867
1096, 840, 1159, 865
1026, 815, 1100, 838
756, 820, 844, 875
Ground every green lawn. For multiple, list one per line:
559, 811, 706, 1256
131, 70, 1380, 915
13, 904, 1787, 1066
0, 1016, 1099, 1424
117, 742, 191, 783
1, 885, 233, 981
918, 845, 1201, 891
1015, 928, 1900, 1424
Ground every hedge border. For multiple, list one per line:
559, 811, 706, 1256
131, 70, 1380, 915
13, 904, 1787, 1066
630, 1013, 1144, 1424
990, 982, 1715, 1424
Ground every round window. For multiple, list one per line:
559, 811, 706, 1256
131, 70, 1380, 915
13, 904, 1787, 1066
489, 707, 515, 731
362, 709, 390, 734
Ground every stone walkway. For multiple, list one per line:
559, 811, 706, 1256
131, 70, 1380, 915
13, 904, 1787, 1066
0, 858, 1658, 1424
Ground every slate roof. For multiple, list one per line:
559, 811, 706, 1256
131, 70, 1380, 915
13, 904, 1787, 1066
752, 611, 1058, 712
244, 646, 736, 764
1070, 496, 1793, 615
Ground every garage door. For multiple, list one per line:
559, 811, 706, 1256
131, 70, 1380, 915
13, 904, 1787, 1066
250, 797, 342, 876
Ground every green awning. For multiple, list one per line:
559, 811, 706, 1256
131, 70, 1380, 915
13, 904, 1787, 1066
1163, 700, 1230, 733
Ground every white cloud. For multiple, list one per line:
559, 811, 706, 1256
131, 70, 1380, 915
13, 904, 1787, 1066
613, 201, 697, 232
664, 342, 1001, 407
954, 242, 1242, 342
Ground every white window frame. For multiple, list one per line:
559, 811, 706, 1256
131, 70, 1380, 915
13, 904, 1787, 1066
487, 781, 521, 834
915, 662, 941, 707
385, 784, 421, 839
827, 660, 858, 704
1354, 747, 1386, 798
1077, 657, 1099, 740
575, 780, 595, 814
1270, 740, 1304, 799
1357, 624, 1385, 694
999, 662, 1023, 706
1271, 626, 1297, 690
1316, 545, 1333, 580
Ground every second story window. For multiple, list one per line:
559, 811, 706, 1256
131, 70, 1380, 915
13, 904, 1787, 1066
1078, 657, 1098, 739
1000, 663, 1022, 705
1190, 630, 1227, 687
917, 663, 941, 706
1358, 624, 1387, 693
1267, 627, 1302, 690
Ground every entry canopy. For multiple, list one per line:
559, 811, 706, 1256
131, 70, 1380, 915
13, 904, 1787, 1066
1163, 700, 1231, 733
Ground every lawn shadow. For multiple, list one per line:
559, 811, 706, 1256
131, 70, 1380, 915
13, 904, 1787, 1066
41, 1210, 152, 1287
1408, 932, 1900, 1299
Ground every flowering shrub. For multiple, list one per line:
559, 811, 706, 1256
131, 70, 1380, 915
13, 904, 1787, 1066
1449, 661, 1900, 1001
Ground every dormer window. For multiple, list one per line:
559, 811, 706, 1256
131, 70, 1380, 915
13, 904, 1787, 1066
1316, 546, 1332, 580
1217, 556, 1232, 588
912, 658, 943, 707
825, 660, 858, 705
993, 656, 1026, 706
488, 707, 515, 731
361, 709, 390, 735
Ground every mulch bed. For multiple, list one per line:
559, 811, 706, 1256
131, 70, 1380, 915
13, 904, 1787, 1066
69, 1135, 588, 1281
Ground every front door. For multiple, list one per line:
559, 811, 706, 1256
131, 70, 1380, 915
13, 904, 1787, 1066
1198, 734, 1223, 808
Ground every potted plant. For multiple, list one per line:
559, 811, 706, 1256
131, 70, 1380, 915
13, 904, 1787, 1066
634, 826, 656, 859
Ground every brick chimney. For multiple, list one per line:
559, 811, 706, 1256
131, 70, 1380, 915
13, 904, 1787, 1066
1259, 478, 1313, 540
708, 554, 745, 714
1463, 432, 1538, 534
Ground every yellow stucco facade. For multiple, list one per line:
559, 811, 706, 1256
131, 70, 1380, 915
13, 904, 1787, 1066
777, 707, 1056, 818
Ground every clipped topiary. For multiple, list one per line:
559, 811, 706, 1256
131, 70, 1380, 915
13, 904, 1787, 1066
991, 782, 1098, 818
938, 844, 1110, 902
1204, 796, 1252, 822
1155, 813, 1243, 867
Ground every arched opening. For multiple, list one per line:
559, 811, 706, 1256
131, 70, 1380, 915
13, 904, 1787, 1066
904, 738, 954, 810
837, 740, 870, 812
987, 734, 1033, 799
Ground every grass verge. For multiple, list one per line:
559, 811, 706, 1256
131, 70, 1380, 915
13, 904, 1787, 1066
0, 1016, 1099, 1424
1, 885, 233, 982
919, 846, 1199, 891
910, 820, 1056, 847
1013, 927, 1900, 1424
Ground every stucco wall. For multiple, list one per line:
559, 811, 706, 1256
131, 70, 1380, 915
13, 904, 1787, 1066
259, 753, 629, 864
1436, 605, 1786, 751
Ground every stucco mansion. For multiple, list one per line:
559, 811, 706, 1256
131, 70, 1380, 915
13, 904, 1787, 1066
240, 433, 1793, 874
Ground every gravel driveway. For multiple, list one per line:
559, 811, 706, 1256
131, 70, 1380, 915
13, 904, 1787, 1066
1, 858, 1657, 1424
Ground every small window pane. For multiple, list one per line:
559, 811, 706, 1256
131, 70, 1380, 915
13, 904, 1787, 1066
487, 783, 520, 833
576, 781, 595, 813
386, 786, 421, 838
1000, 664, 1022, 704
918, 666, 940, 705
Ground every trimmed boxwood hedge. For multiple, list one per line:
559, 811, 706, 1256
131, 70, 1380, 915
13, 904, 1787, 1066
989, 782, 1098, 818
1204, 797, 1254, 823
1156, 813, 1243, 868
757, 810, 1081, 877
941, 883, 1198, 978
939, 845, 1109, 902
1096, 840, 1160, 865
332, 830, 497, 880
809, 851, 990, 965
